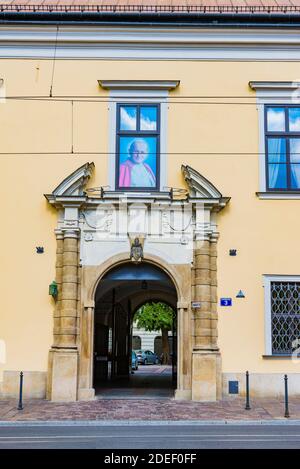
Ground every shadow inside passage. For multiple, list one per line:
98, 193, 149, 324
95, 365, 175, 399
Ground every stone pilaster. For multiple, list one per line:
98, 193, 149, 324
47, 229, 79, 401
193, 240, 213, 350
52, 230, 63, 348
78, 305, 95, 401
59, 230, 79, 348
191, 236, 222, 401
210, 240, 219, 351
174, 301, 192, 401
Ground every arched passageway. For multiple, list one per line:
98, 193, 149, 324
93, 262, 178, 399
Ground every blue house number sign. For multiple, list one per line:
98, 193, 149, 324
220, 298, 232, 307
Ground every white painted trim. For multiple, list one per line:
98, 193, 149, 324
257, 192, 300, 200
257, 102, 266, 192
108, 99, 117, 191
263, 275, 272, 356
263, 274, 300, 356
160, 101, 168, 192
3, 26, 300, 60
3, 46, 300, 61
109, 90, 170, 99
249, 81, 300, 91
3, 26, 300, 46
107, 91, 169, 192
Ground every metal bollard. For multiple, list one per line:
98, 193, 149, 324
245, 371, 251, 410
17, 371, 23, 411
284, 374, 290, 418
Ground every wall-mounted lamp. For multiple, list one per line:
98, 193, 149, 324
36, 246, 44, 254
49, 281, 58, 298
229, 249, 237, 256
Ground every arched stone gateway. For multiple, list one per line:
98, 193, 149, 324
45, 163, 230, 402
92, 261, 178, 396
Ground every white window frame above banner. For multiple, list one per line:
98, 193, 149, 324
109, 91, 167, 193
99, 81, 180, 193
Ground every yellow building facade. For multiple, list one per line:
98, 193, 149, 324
1, 2, 300, 402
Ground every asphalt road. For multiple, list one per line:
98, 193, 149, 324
0, 423, 300, 449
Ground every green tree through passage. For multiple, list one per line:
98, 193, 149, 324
134, 302, 175, 365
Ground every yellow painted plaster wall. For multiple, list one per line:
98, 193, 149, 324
1, 58, 300, 383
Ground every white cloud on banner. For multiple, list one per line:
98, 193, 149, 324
120, 107, 136, 130
140, 116, 156, 131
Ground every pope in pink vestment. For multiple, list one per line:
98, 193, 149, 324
119, 139, 156, 188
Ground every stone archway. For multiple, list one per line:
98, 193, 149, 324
91, 261, 178, 396
77, 254, 191, 401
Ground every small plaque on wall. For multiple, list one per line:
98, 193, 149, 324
220, 298, 232, 306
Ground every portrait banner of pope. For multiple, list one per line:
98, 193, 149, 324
118, 137, 157, 189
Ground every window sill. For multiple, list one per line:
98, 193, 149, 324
262, 355, 293, 359
256, 191, 300, 200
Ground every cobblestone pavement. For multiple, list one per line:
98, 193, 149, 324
1, 367, 299, 422
0, 397, 300, 421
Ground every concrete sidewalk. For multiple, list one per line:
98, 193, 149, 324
0, 397, 300, 422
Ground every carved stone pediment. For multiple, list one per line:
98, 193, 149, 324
181, 165, 230, 212
44, 162, 94, 208
182, 164, 222, 198
52, 162, 94, 196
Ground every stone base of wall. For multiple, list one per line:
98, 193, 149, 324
1, 370, 299, 401
0, 371, 46, 399
174, 389, 192, 400
78, 388, 95, 401
47, 350, 78, 402
192, 351, 222, 401
223, 373, 300, 398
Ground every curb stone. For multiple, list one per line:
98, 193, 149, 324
1, 419, 300, 427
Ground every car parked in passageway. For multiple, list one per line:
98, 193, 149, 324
134, 350, 160, 365
131, 351, 138, 371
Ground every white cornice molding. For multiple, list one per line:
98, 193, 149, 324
3, 26, 300, 46
98, 80, 180, 91
2, 26, 300, 60
249, 81, 300, 91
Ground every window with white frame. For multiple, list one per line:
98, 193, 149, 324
249, 81, 300, 198
265, 106, 300, 190
264, 275, 300, 356
98, 80, 180, 192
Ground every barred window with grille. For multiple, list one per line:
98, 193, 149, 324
271, 281, 300, 355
